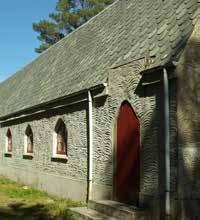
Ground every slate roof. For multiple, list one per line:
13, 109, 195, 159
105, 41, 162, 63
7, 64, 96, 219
0, 0, 199, 118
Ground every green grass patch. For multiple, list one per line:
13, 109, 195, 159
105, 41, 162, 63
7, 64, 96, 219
0, 176, 83, 220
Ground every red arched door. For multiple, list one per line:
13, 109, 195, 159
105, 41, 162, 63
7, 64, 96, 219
114, 101, 140, 204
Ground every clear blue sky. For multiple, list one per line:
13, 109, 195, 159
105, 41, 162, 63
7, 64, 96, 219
0, 0, 56, 82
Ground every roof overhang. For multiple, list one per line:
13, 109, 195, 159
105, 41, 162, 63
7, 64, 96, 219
139, 61, 177, 86
0, 83, 108, 124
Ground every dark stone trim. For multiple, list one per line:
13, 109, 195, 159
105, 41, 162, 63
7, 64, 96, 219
23, 154, 33, 160
4, 153, 12, 157
51, 157, 68, 163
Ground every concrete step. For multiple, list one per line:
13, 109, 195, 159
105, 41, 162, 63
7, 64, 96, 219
88, 200, 150, 220
70, 207, 117, 220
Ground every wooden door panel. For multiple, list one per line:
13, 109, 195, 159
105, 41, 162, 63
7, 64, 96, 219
114, 102, 140, 204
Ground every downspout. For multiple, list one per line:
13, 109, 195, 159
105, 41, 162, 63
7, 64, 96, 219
88, 91, 93, 201
163, 68, 170, 219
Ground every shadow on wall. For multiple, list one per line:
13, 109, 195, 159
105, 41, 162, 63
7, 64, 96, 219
134, 37, 200, 219
135, 75, 177, 219
177, 36, 200, 219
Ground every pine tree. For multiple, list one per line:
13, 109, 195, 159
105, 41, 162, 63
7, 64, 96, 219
33, 0, 114, 53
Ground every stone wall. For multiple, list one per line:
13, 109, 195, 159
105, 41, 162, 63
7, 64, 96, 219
92, 60, 177, 219
176, 16, 200, 219
0, 58, 178, 219
0, 103, 88, 201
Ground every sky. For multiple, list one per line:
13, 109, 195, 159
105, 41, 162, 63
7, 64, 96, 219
0, 0, 57, 82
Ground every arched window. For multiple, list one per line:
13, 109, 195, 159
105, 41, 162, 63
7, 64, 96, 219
24, 125, 33, 154
54, 119, 67, 155
6, 128, 12, 153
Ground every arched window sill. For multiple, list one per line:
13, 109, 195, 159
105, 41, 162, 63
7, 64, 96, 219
4, 152, 12, 157
23, 154, 33, 160
51, 155, 68, 163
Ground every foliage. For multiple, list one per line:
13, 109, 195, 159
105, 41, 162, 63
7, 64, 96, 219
0, 176, 83, 220
33, 0, 115, 53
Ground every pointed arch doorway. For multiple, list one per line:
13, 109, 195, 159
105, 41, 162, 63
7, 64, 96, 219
114, 101, 140, 204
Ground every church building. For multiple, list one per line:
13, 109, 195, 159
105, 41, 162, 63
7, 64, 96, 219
0, 0, 199, 219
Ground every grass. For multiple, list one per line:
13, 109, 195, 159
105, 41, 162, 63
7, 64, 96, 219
0, 176, 83, 220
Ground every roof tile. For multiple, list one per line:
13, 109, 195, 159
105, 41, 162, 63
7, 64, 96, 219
0, 0, 199, 118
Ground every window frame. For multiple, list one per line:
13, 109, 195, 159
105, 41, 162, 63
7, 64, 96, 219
5, 128, 12, 155
24, 125, 34, 156
52, 119, 68, 160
